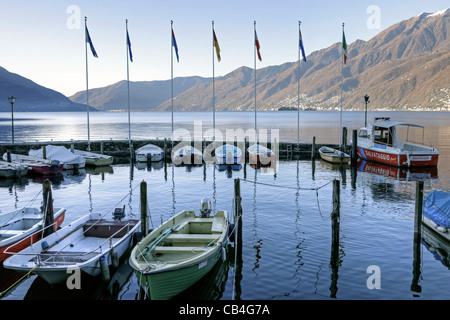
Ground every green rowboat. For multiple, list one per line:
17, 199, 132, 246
129, 209, 228, 300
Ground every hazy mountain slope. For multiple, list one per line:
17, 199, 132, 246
0, 67, 93, 112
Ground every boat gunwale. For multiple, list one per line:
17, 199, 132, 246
130, 210, 228, 275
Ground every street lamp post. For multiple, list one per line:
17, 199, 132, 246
8, 96, 16, 143
364, 94, 370, 127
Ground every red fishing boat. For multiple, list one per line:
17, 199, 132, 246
0, 181, 65, 261
357, 117, 439, 167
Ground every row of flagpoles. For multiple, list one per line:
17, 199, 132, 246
84, 18, 347, 148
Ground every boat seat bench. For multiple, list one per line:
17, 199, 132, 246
165, 234, 219, 242
153, 246, 208, 253
0, 230, 23, 236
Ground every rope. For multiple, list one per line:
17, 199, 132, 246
240, 178, 333, 191
0, 265, 39, 298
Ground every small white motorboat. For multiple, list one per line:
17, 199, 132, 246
135, 144, 164, 162
4, 210, 140, 285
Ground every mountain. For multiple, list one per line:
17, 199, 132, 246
69, 76, 212, 111
0, 66, 94, 112
69, 9, 450, 112
158, 9, 450, 111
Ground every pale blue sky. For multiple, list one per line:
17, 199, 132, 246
0, 0, 448, 96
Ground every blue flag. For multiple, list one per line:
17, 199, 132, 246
127, 30, 133, 62
85, 26, 98, 58
299, 30, 306, 62
172, 29, 179, 62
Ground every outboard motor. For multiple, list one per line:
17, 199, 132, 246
51, 160, 60, 171
200, 198, 212, 218
113, 205, 125, 220
146, 153, 153, 162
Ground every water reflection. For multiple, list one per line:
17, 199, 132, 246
357, 159, 438, 181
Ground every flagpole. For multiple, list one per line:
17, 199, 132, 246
297, 21, 301, 147
126, 19, 131, 147
212, 21, 215, 141
84, 17, 91, 151
171, 20, 174, 141
340, 22, 344, 148
254, 21, 257, 135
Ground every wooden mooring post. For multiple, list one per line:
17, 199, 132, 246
234, 178, 243, 248
140, 180, 149, 236
233, 178, 243, 300
330, 179, 340, 298
414, 181, 424, 236
331, 179, 340, 263
342, 127, 347, 151
311, 137, 316, 160
351, 129, 358, 166
412, 180, 423, 293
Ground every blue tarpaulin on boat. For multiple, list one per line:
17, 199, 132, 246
423, 190, 450, 228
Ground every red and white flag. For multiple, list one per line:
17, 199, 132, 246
255, 30, 262, 61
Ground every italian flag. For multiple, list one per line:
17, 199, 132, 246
342, 30, 347, 64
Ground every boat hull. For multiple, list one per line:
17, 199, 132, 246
357, 146, 438, 167
215, 155, 241, 165
130, 210, 228, 300
84, 157, 114, 167
135, 246, 223, 300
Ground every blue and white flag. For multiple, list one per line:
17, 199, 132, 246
172, 29, 179, 62
299, 30, 306, 62
127, 30, 133, 62
85, 26, 98, 58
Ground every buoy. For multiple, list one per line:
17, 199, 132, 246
222, 247, 226, 261
100, 255, 110, 282
41, 241, 49, 251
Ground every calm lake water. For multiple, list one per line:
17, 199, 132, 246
0, 111, 449, 300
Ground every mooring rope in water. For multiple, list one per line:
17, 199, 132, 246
240, 178, 333, 191
0, 265, 39, 298
240, 179, 338, 221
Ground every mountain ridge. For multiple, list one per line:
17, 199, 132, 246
0, 66, 95, 112
72, 9, 449, 112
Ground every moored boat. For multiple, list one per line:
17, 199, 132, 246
357, 117, 439, 167
422, 190, 450, 242
319, 146, 350, 164
215, 144, 242, 165
172, 145, 203, 166
0, 161, 28, 178
129, 199, 228, 300
0, 180, 65, 261
73, 149, 113, 167
3, 210, 140, 284
247, 143, 275, 166
135, 144, 164, 162
3, 153, 63, 175
29, 145, 86, 170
